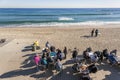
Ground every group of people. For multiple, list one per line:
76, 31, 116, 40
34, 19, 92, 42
91, 29, 99, 37
33, 41, 68, 72
72, 62, 98, 80
32, 41, 119, 80
83, 47, 118, 65
83, 47, 99, 63
72, 47, 118, 80
102, 49, 119, 65
72, 47, 99, 80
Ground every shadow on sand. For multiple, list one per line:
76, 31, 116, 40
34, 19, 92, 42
0, 67, 37, 78
22, 45, 33, 52
80, 35, 93, 38
20, 53, 36, 68
97, 64, 120, 80
1, 52, 120, 80
50, 66, 80, 80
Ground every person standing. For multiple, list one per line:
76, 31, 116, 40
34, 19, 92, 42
45, 41, 51, 48
55, 59, 63, 72
63, 46, 67, 59
56, 49, 62, 61
32, 41, 40, 51
72, 48, 78, 62
91, 29, 95, 37
95, 29, 99, 37
34, 53, 41, 71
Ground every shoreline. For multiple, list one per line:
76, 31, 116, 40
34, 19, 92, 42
0, 24, 120, 29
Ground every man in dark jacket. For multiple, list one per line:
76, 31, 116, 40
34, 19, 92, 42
91, 29, 95, 37
72, 48, 78, 62
95, 29, 99, 37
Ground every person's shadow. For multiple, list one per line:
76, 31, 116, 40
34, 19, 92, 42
0, 52, 43, 79
22, 45, 33, 52
0, 67, 38, 78
80, 35, 92, 38
94, 63, 120, 80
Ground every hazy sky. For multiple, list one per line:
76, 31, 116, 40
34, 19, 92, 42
0, 0, 120, 8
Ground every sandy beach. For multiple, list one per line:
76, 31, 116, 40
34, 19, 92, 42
0, 25, 120, 80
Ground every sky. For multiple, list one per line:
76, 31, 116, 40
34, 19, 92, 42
0, 0, 120, 8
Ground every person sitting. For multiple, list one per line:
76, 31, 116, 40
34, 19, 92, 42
50, 51, 56, 58
110, 49, 117, 56
80, 64, 96, 80
88, 63, 98, 73
103, 49, 109, 60
41, 57, 48, 70
47, 56, 55, 69
72, 62, 82, 72
83, 50, 89, 59
80, 64, 89, 73
42, 52, 47, 59
108, 53, 117, 65
55, 59, 63, 72
72, 63, 98, 80
47, 56, 54, 63
94, 51, 103, 63
80, 67, 90, 80
72, 61, 89, 74
60, 51, 65, 60
56, 49, 63, 61
87, 48, 98, 63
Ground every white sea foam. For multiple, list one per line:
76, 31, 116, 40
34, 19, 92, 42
35, 21, 120, 26
58, 17, 74, 21
1, 21, 120, 27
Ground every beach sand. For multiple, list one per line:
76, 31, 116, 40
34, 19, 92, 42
0, 25, 120, 80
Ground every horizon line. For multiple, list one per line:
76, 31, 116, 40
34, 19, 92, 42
0, 7, 120, 9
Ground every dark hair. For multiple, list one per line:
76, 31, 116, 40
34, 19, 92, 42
50, 46, 55, 52
86, 47, 92, 52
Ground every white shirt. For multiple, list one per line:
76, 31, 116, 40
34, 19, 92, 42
88, 52, 94, 57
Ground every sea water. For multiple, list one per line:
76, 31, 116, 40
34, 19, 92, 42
0, 8, 120, 27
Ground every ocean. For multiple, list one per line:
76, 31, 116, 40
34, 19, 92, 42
0, 8, 120, 27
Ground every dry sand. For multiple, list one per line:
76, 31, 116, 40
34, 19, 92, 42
0, 25, 120, 80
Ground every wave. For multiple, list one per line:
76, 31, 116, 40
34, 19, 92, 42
58, 17, 74, 21
61, 13, 111, 16
0, 13, 112, 17
1, 21, 120, 27
0, 20, 60, 24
